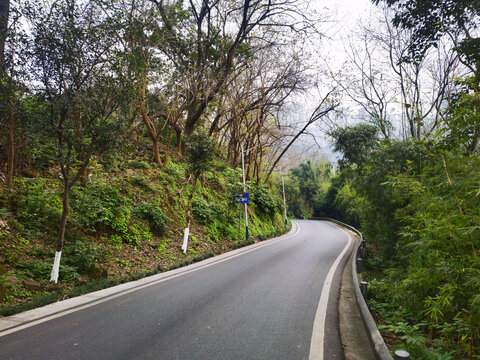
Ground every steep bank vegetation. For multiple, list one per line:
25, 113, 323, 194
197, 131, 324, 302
327, 130, 480, 359
318, 1, 480, 358
0, 0, 315, 315
0, 150, 287, 315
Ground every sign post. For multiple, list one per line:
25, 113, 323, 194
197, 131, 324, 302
282, 174, 287, 227
241, 145, 249, 240
240, 144, 259, 241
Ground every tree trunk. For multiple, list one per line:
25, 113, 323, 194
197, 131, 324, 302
80, 165, 89, 186
0, 0, 9, 76
6, 102, 13, 188
182, 175, 198, 253
152, 135, 163, 166
57, 184, 70, 251
185, 176, 198, 230
140, 109, 165, 165
50, 180, 70, 283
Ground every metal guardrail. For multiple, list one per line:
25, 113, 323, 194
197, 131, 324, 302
310, 217, 408, 360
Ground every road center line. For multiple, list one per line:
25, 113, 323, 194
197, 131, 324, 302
309, 224, 354, 360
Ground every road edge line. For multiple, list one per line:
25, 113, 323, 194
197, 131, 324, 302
0, 221, 300, 337
309, 225, 353, 360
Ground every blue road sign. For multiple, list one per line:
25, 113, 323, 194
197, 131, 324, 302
233, 192, 249, 204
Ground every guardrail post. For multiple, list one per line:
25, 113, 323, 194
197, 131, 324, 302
360, 281, 368, 301
394, 350, 410, 359
359, 240, 366, 258
356, 257, 363, 273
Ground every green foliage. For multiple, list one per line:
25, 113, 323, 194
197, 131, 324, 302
107, 234, 123, 250
332, 184, 363, 227
133, 202, 168, 235
441, 82, 480, 153
127, 159, 151, 169
8, 178, 61, 238
330, 117, 480, 358
0, 233, 30, 264
221, 167, 244, 196
70, 182, 128, 233
384, 152, 480, 356
329, 124, 378, 169
129, 176, 154, 191
252, 185, 282, 215
375, 0, 480, 68
185, 131, 216, 177
206, 219, 241, 243
109, 214, 150, 247
165, 158, 186, 179
192, 197, 221, 225
63, 240, 101, 274
17, 260, 78, 283
285, 160, 333, 219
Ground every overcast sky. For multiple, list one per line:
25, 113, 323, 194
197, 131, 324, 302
279, 0, 378, 167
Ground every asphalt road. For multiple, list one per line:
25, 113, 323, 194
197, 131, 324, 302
0, 220, 354, 360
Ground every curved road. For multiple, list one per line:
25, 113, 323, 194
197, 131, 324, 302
0, 220, 355, 360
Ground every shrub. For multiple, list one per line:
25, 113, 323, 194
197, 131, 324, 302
165, 158, 185, 179
9, 178, 61, 237
133, 203, 168, 235
70, 182, 128, 233
129, 176, 154, 191
16, 260, 78, 283
192, 197, 221, 225
127, 159, 150, 169
253, 185, 282, 215
63, 240, 101, 274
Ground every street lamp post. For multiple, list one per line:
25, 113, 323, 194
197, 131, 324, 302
241, 144, 260, 241
282, 174, 287, 227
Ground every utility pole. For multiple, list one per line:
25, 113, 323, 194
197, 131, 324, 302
241, 145, 249, 240
241, 144, 260, 241
282, 174, 287, 227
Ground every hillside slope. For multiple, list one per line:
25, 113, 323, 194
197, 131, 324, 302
0, 155, 287, 315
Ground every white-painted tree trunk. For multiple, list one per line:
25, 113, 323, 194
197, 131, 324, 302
50, 251, 62, 283
182, 227, 189, 253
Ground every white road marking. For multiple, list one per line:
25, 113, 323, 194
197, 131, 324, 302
0, 222, 300, 337
309, 224, 354, 360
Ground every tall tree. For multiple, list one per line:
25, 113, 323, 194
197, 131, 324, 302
181, 131, 215, 252
373, 0, 480, 80
0, 0, 9, 76
149, 0, 318, 144
112, 0, 180, 166
212, 42, 308, 180
327, 6, 460, 140
25, 0, 130, 283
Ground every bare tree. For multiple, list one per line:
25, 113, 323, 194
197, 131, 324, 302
210, 42, 309, 181
326, 5, 461, 140
265, 88, 339, 182
327, 33, 396, 138
372, 7, 460, 139
149, 0, 320, 146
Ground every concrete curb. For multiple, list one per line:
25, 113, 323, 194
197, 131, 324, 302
313, 218, 393, 360
0, 222, 300, 335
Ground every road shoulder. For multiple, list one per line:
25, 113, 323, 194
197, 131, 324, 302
339, 240, 377, 360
